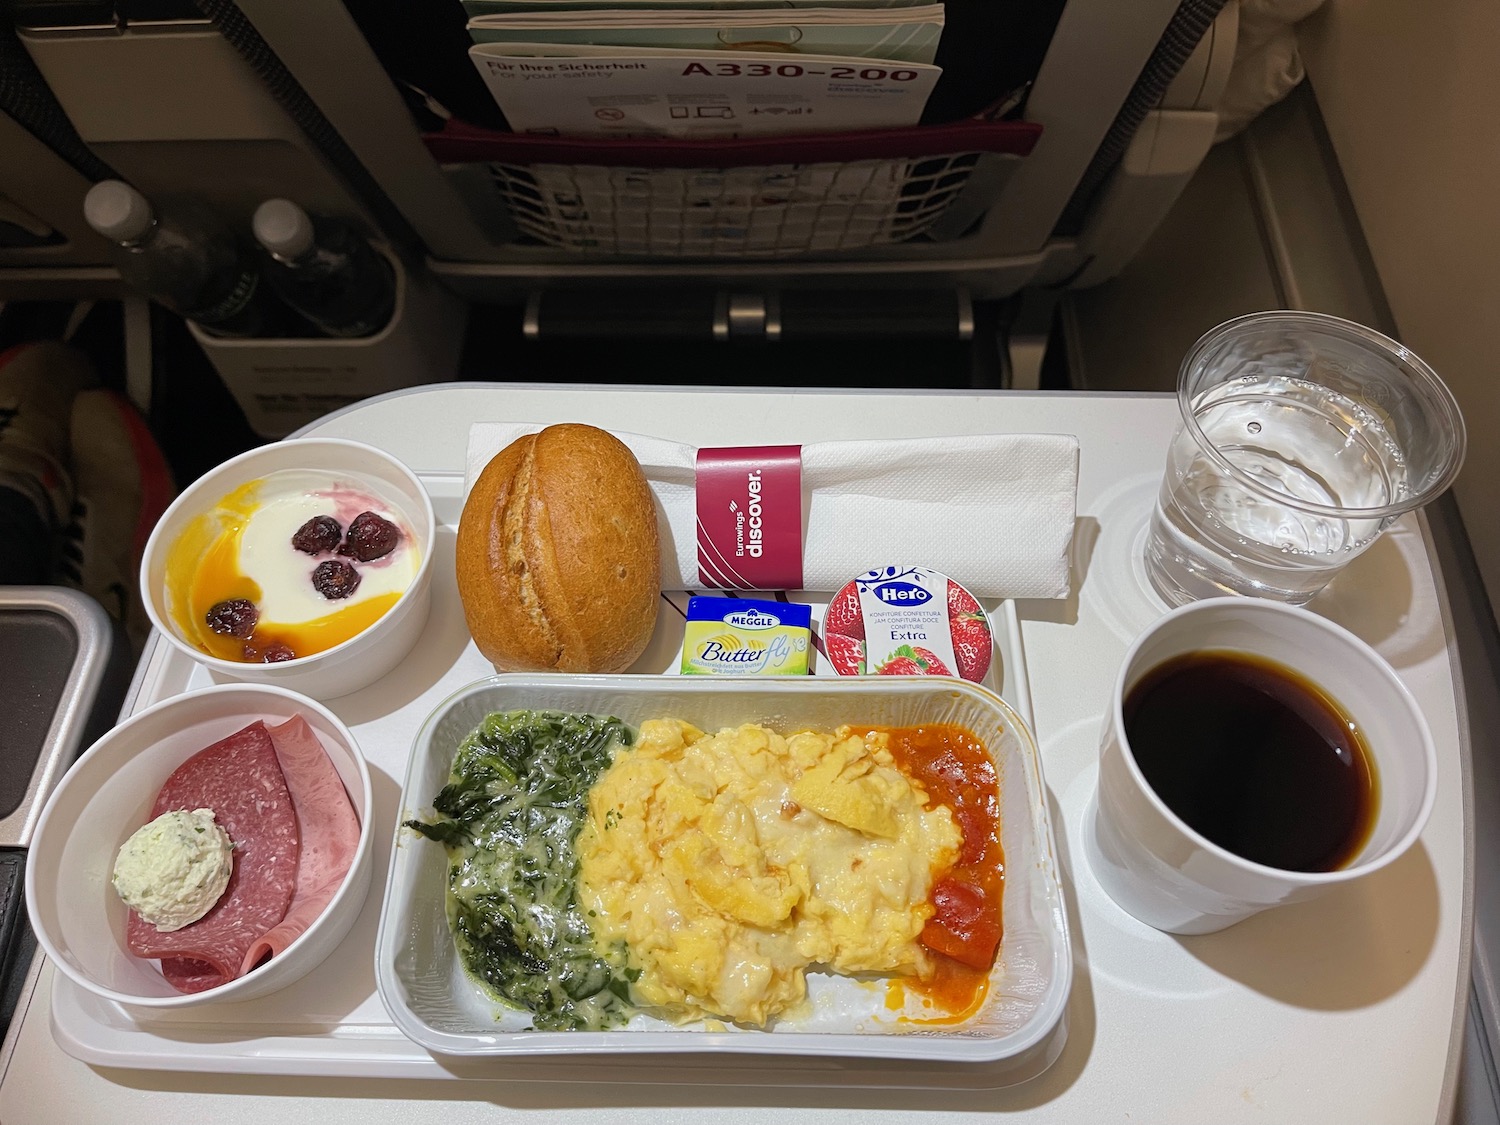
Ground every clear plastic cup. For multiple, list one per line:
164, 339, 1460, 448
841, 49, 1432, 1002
1144, 311, 1467, 606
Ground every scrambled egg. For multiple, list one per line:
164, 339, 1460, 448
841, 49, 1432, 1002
112, 808, 234, 931
576, 720, 961, 1027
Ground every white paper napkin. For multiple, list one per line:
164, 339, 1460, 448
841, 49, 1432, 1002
465, 423, 1079, 599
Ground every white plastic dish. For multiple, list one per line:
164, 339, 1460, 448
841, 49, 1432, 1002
26, 683, 375, 1009
376, 673, 1071, 1064
140, 437, 436, 700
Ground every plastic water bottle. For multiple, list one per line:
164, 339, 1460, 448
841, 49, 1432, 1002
83, 181, 288, 339
251, 200, 396, 339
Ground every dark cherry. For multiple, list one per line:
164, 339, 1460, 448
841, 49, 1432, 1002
339, 511, 400, 562
312, 559, 362, 599
242, 641, 297, 663
206, 598, 259, 638
291, 515, 342, 555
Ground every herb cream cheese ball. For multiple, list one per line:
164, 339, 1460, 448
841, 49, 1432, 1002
457, 424, 662, 673
111, 808, 234, 932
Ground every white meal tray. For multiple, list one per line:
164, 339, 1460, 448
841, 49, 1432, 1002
49, 471, 1059, 1090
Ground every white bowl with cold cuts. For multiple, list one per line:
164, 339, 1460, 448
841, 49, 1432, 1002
26, 683, 373, 1009
140, 437, 436, 701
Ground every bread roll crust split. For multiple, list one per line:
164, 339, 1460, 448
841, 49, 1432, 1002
457, 423, 661, 673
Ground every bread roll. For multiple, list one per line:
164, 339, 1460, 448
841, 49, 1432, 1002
457, 423, 661, 673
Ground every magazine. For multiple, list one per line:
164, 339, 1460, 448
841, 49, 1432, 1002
466, 5, 945, 66
469, 40, 940, 137
465, 0, 935, 11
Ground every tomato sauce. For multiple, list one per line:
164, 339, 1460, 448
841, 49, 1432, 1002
880, 723, 1003, 1022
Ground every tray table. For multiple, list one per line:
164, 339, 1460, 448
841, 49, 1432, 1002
0, 387, 1471, 1125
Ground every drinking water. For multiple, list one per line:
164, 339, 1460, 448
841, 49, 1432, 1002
1148, 374, 1409, 603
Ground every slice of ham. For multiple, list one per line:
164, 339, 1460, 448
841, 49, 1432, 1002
239, 715, 361, 973
126, 721, 300, 993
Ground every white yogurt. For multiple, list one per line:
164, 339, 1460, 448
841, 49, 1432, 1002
238, 488, 418, 626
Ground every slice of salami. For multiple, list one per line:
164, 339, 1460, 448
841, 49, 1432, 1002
239, 716, 360, 973
126, 720, 300, 993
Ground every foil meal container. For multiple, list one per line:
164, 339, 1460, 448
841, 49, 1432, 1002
376, 673, 1072, 1073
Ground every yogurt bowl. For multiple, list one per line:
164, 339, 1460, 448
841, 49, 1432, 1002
141, 438, 435, 700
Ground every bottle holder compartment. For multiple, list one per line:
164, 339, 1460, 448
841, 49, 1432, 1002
188, 250, 467, 438
423, 119, 1041, 260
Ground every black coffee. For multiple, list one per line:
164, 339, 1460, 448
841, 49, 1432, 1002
1123, 650, 1378, 873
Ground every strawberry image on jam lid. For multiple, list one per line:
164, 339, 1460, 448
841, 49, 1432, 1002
821, 567, 993, 683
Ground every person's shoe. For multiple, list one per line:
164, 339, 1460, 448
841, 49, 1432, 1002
57, 388, 175, 654
0, 341, 97, 582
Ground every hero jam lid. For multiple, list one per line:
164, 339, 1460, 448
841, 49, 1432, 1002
821, 566, 992, 683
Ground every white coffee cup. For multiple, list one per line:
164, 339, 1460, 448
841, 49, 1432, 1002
1086, 598, 1436, 934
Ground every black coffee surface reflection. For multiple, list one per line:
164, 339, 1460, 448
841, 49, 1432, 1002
1123, 650, 1378, 872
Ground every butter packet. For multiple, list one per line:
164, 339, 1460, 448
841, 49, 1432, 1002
680, 597, 811, 675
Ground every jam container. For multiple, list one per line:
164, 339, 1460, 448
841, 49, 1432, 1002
821, 567, 992, 683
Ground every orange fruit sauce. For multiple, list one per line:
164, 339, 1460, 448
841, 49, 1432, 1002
878, 722, 1005, 1024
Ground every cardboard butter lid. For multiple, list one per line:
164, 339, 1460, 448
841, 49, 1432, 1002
680, 595, 811, 676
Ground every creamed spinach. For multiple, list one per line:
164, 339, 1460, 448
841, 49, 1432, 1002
405, 709, 637, 1031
